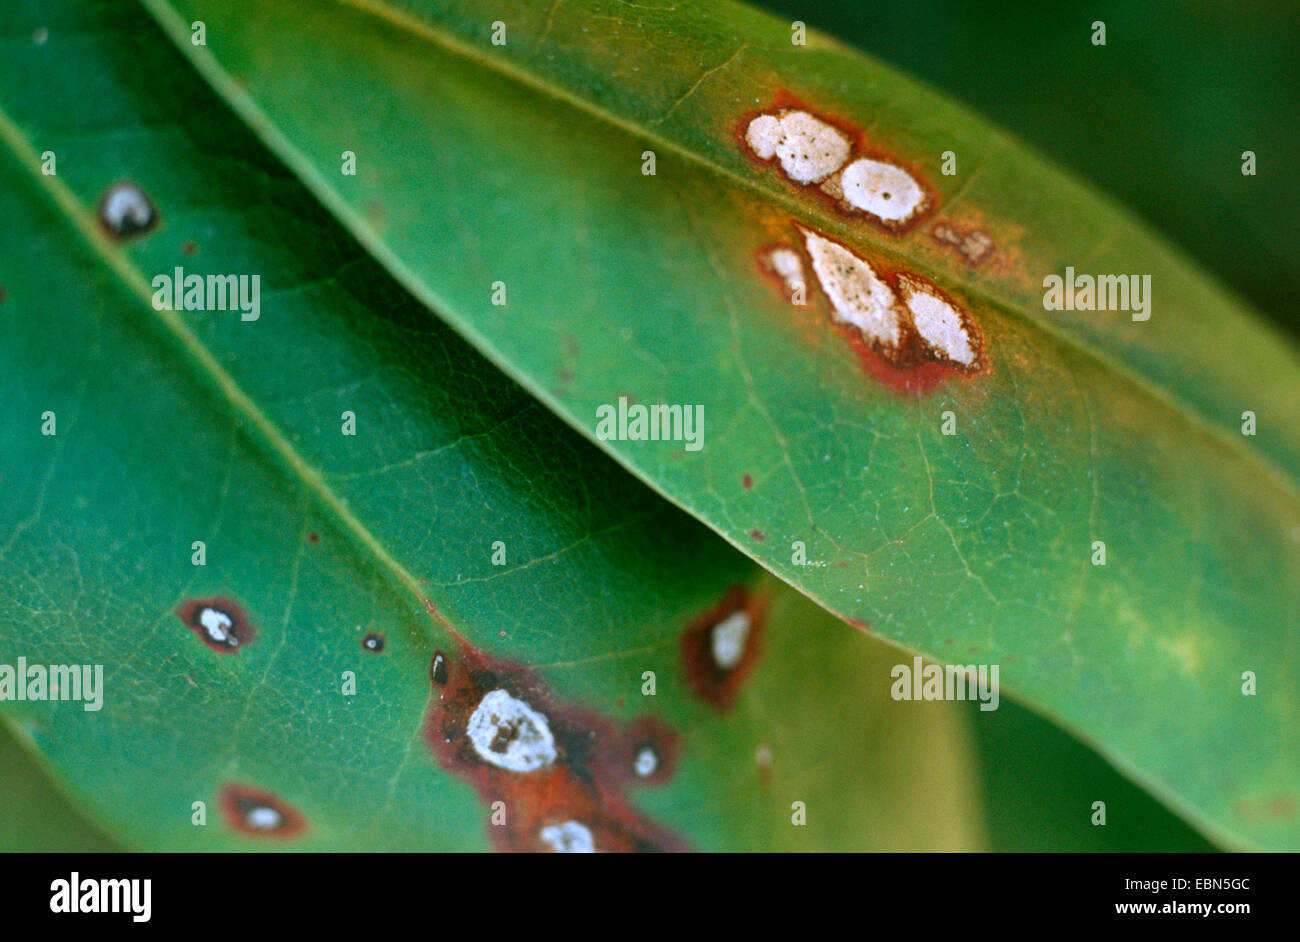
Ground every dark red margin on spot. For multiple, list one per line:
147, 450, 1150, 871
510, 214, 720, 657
734, 90, 938, 236
681, 586, 769, 711
218, 783, 307, 839
175, 597, 255, 653
840, 266, 987, 396
424, 639, 687, 853
758, 228, 990, 397
96, 180, 160, 241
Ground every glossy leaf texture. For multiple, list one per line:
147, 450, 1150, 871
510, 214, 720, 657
0, 0, 994, 851
141, 0, 1300, 849
0, 723, 121, 851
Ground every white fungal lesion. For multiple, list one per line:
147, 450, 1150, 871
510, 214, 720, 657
633, 745, 659, 778
837, 158, 927, 224
98, 181, 155, 236
800, 228, 902, 350
710, 610, 751, 671
776, 228, 981, 372
540, 819, 596, 853
767, 247, 803, 284
763, 246, 806, 301
243, 805, 283, 831
466, 688, 557, 772
744, 108, 929, 229
198, 606, 237, 647
745, 110, 850, 184
897, 275, 978, 367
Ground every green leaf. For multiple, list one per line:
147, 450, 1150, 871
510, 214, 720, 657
139, 0, 1300, 849
0, 0, 986, 851
971, 700, 1215, 852
0, 721, 122, 851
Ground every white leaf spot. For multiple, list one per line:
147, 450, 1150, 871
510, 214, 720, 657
899, 277, 976, 366
839, 158, 926, 224
800, 229, 902, 348
764, 246, 806, 299
245, 806, 282, 830
633, 746, 658, 777
99, 182, 155, 236
711, 610, 751, 670
540, 820, 595, 853
199, 607, 233, 645
745, 110, 850, 184
466, 689, 557, 772
767, 247, 803, 283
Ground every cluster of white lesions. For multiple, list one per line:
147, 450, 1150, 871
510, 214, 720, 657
760, 229, 981, 372
744, 109, 929, 229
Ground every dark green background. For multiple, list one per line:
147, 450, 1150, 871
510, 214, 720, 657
754, 0, 1299, 336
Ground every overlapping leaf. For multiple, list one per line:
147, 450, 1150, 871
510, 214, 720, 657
0, 0, 990, 850
138, 0, 1300, 849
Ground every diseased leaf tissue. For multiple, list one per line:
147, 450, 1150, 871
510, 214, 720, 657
0, 0, 1295, 856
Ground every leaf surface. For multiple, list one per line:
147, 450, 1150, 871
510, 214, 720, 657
140, 0, 1300, 849
0, 0, 987, 851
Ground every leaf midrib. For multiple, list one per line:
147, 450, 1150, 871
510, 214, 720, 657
0, 100, 449, 641
150, 0, 1297, 503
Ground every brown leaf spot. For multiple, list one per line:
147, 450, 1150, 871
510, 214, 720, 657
424, 639, 686, 852
219, 783, 307, 839
930, 221, 995, 267
737, 91, 937, 235
680, 586, 768, 711
175, 597, 255, 653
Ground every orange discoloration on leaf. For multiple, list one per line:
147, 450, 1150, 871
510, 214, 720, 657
762, 225, 989, 396
930, 220, 995, 267
424, 637, 685, 852
737, 91, 937, 235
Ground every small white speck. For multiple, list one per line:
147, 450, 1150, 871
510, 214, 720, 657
199, 607, 233, 644
765, 246, 805, 298
634, 746, 658, 777
767, 247, 802, 282
745, 110, 850, 184
99, 182, 154, 235
540, 820, 595, 853
245, 806, 281, 830
32, 27, 49, 45
466, 688, 557, 772
711, 610, 751, 670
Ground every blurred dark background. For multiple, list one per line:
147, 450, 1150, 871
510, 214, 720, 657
753, 0, 1299, 338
